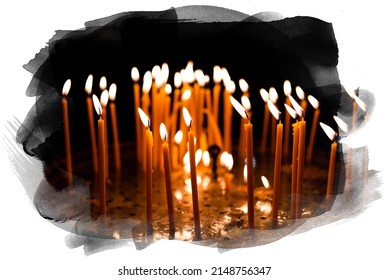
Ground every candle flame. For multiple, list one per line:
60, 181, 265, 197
85, 74, 93, 95
296, 86, 305, 100
151, 65, 161, 80
181, 89, 191, 101
241, 95, 251, 111
159, 123, 168, 141
92, 94, 102, 116
182, 107, 192, 128
238, 203, 248, 214
183, 151, 190, 166
283, 80, 292, 96
138, 107, 150, 128
284, 103, 297, 119
230, 96, 248, 120
354, 95, 367, 111
131, 67, 140, 82
239, 79, 249, 93
261, 175, 270, 188
155, 73, 164, 89
333, 115, 349, 133
243, 164, 247, 183
202, 150, 210, 167
108, 83, 117, 101
185, 61, 195, 83
220, 151, 233, 171
307, 95, 319, 109
142, 71, 152, 94
195, 149, 203, 166
268, 101, 281, 121
174, 72, 182, 88
62, 79, 71, 96
221, 67, 230, 85
174, 130, 183, 145
269, 87, 278, 103
100, 89, 109, 107
220, 151, 228, 166
213, 65, 222, 83
204, 75, 210, 84
320, 122, 337, 141
99, 76, 107, 91
164, 84, 172, 95
161, 63, 169, 84
259, 88, 269, 102
195, 69, 205, 86
175, 190, 183, 201
225, 80, 236, 93
289, 95, 303, 117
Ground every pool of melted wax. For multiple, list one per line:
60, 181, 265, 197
36, 143, 332, 248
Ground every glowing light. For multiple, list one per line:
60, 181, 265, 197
239, 79, 249, 92
159, 123, 168, 141
175, 190, 183, 201
289, 95, 303, 117
161, 63, 169, 84
181, 89, 191, 101
85, 75, 93, 95
108, 83, 117, 101
182, 107, 192, 128
164, 84, 172, 95
307, 95, 319, 109
174, 72, 182, 88
320, 122, 337, 141
296, 86, 305, 100
268, 101, 281, 121
225, 80, 236, 93
202, 150, 210, 167
174, 130, 183, 145
195, 149, 202, 166
92, 94, 102, 116
260, 88, 269, 103
237, 204, 248, 214
230, 96, 248, 120
241, 95, 251, 111
151, 65, 161, 80
62, 79, 71, 96
99, 76, 107, 91
112, 230, 121, 239
284, 103, 297, 119
243, 164, 247, 183
333, 115, 349, 133
137, 108, 150, 128
213, 65, 222, 83
261, 175, 270, 188
131, 67, 140, 82
142, 71, 152, 93
269, 87, 278, 103
283, 80, 292, 96
100, 89, 109, 107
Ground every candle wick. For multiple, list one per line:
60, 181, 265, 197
244, 110, 250, 121
148, 119, 151, 129
189, 119, 193, 130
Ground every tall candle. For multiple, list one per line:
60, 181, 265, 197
100, 90, 109, 181
296, 117, 306, 219
212, 65, 222, 124
268, 101, 283, 226
141, 71, 152, 171
230, 96, 254, 229
239, 95, 251, 159
84, 75, 98, 174
61, 79, 72, 186
296, 86, 308, 114
269, 87, 279, 153
109, 83, 121, 171
283, 80, 292, 157
223, 80, 235, 153
182, 107, 201, 240
138, 108, 153, 235
131, 67, 142, 162
92, 94, 106, 221
260, 88, 270, 153
306, 95, 320, 163
160, 123, 175, 238
320, 122, 338, 202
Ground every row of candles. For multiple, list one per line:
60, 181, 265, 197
60, 61, 366, 239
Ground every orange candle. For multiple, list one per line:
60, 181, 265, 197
283, 80, 292, 157
131, 67, 142, 162
160, 123, 175, 238
85, 75, 98, 174
238, 94, 251, 159
230, 96, 254, 229
259, 88, 270, 153
223, 80, 235, 153
296, 86, 308, 114
109, 83, 121, 171
320, 122, 338, 202
268, 101, 283, 226
212, 65, 222, 124
100, 90, 109, 181
306, 95, 320, 163
296, 117, 306, 219
138, 108, 153, 235
92, 94, 106, 221
182, 107, 201, 240
141, 71, 152, 171
61, 79, 72, 186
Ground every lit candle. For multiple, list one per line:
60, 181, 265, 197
92, 94, 106, 221
268, 101, 283, 226
100, 89, 109, 181
259, 88, 270, 153
61, 79, 72, 186
212, 65, 222, 124
221, 152, 234, 193
320, 122, 338, 203
160, 123, 175, 238
223, 80, 235, 153
182, 107, 201, 240
306, 95, 320, 163
173, 130, 183, 168
84, 75, 98, 174
284, 104, 298, 219
296, 86, 307, 113
230, 96, 254, 229
131, 67, 142, 162
141, 71, 152, 171
238, 80, 250, 159
138, 108, 153, 234
108, 83, 121, 171
269, 87, 278, 153
283, 80, 292, 157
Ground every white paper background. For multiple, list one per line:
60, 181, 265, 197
1, 1, 388, 279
